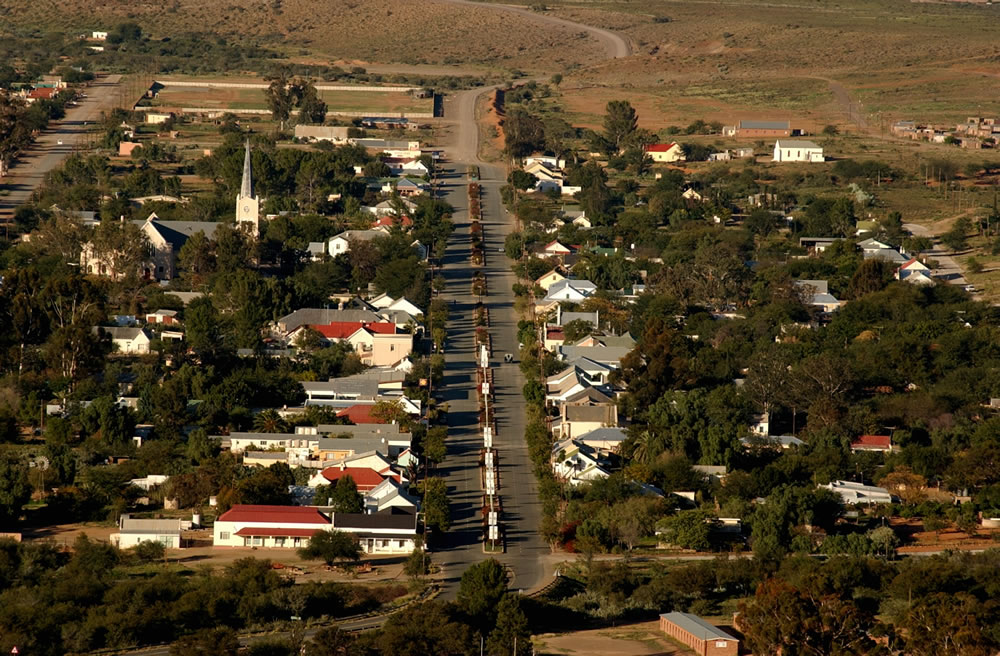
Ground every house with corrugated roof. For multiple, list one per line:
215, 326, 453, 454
644, 143, 685, 163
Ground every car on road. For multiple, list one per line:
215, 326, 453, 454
964, 284, 977, 293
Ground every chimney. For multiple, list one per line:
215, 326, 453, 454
340, 462, 346, 471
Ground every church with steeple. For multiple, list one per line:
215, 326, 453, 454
236, 139, 260, 236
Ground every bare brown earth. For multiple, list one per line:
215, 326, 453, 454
0, 0, 606, 72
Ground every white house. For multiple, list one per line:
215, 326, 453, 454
145, 309, 179, 325
128, 474, 170, 491
327, 230, 384, 257
368, 294, 423, 317
524, 155, 566, 169
644, 143, 685, 163
96, 326, 151, 355
112, 515, 182, 549
364, 198, 418, 217
820, 480, 893, 505
795, 280, 844, 313
91, 31, 108, 40
896, 258, 933, 284
773, 140, 824, 163
145, 112, 175, 125
535, 269, 567, 292
363, 477, 419, 513
213, 505, 332, 548
551, 439, 610, 486
294, 125, 350, 143
857, 238, 892, 255
575, 427, 628, 453
331, 509, 420, 554
543, 279, 597, 303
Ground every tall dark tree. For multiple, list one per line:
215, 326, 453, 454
297, 530, 361, 565
0, 452, 30, 524
739, 578, 877, 656
296, 80, 327, 124
457, 559, 508, 628
264, 73, 295, 127
376, 601, 472, 656
504, 107, 545, 159
329, 476, 364, 513
486, 595, 531, 656
603, 100, 638, 152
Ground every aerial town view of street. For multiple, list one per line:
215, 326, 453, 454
1, 0, 1000, 653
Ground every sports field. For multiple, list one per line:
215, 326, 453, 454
150, 79, 433, 115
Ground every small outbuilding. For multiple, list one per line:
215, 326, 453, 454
112, 515, 182, 549
659, 612, 740, 656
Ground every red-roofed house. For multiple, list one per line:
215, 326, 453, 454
26, 87, 59, 103
309, 466, 400, 493
336, 405, 386, 425
896, 258, 934, 286
213, 505, 331, 547
850, 435, 893, 453
644, 143, 685, 163
371, 214, 413, 229
544, 326, 566, 351
309, 321, 412, 366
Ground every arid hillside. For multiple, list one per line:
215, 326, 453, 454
0, 0, 606, 72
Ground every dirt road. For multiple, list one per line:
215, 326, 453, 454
436, 0, 632, 62
904, 222, 969, 287
0, 74, 122, 224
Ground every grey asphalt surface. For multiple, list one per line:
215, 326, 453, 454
0, 74, 123, 224
434, 164, 549, 599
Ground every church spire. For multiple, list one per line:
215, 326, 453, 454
240, 139, 254, 199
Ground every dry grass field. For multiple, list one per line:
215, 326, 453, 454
0, 0, 606, 72
541, 0, 1000, 126
150, 82, 433, 114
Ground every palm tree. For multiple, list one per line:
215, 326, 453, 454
628, 430, 663, 466
253, 409, 288, 433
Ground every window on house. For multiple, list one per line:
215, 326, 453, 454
293, 538, 302, 547
252, 537, 262, 546
219, 532, 230, 540
274, 537, 286, 547
243, 537, 252, 546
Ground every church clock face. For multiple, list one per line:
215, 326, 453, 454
243, 205, 249, 213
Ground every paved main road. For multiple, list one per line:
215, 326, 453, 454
0, 74, 122, 224
434, 163, 549, 597
431, 0, 632, 599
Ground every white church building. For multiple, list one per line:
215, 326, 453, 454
81, 140, 261, 281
